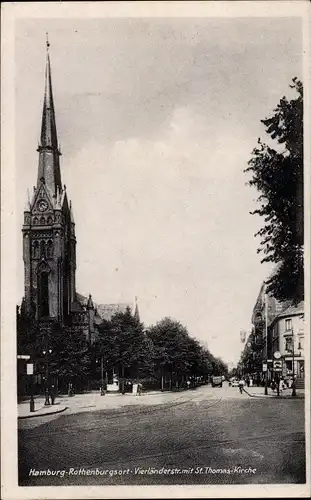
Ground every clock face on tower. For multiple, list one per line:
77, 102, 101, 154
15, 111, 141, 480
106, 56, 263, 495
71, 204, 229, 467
37, 199, 48, 212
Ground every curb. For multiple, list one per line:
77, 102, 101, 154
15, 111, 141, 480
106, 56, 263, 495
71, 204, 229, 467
243, 388, 304, 399
18, 405, 68, 420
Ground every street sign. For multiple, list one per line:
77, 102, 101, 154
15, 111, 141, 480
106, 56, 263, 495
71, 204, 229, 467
26, 363, 34, 375
262, 363, 268, 372
274, 351, 281, 359
273, 360, 283, 371
17, 355, 30, 360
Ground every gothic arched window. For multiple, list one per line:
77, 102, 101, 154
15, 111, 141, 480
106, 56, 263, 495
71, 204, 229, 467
40, 216, 45, 225
33, 240, 39, 259
38, 271, 49, 317
33, 217, 39, 225
40, 240, 46, 259
46, 240, 53, 258
47, 216, 53, 224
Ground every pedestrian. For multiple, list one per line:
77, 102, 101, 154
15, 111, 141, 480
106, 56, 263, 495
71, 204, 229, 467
249, 376, 253, 387
245, 376, 250, 388
137, 382, 142, 396
45, 387, 51, 405
49, 384, 56, 405
238, 377, 245, 394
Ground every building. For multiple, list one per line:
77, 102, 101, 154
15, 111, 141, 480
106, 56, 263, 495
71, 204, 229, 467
248, 282, 285, 379
247, 280, 305, 387
269, 301, 305, 384
17, 40, 140, 395
18, 40, 99, 345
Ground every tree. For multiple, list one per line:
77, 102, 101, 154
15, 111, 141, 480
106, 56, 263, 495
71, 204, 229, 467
146, 317, 220, 389
96, 307, 155, 392
17, 310, 93, 393
147, 318, 190, 389
47, 324, 92, 392
245, 78, 303, 303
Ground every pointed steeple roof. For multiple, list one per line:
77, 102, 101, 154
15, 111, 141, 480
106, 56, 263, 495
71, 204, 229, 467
134, 296, 140, 322
40, 35, 58, 150
37, 34, 62, 197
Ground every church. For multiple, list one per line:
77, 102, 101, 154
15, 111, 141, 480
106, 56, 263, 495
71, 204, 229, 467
17, 39, 139, 356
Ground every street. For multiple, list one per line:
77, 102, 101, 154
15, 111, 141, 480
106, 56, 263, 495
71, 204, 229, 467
18, 383, 305, 486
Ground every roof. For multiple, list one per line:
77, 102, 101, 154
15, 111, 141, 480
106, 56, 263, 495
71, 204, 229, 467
76, 293, 132, 321
97, 303, 132, 321
76, 293, 88, 307
275, 301, 304, 320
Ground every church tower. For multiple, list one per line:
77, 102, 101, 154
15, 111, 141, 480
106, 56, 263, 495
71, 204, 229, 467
22, 37, 77, 327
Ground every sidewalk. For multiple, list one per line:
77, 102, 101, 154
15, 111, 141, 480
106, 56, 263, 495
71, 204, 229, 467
18, 390, 187, 419
243, 385, 305, 399
18, 399, 67, 419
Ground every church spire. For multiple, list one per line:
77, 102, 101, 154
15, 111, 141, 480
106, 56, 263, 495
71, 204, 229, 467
134, 296, 140, 322
37, 34, 62, 196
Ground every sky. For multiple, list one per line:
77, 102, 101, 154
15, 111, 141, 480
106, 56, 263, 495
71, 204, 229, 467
15, 16, 302, 366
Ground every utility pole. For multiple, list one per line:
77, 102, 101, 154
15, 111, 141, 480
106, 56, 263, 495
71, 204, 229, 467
264, 285, 268, 396
43, 349, 52, 405
292, 330, 296, 397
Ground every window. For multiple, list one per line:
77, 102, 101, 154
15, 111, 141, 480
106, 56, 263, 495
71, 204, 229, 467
285, 319, 292, 331
285, 337, 293, 352
32, 241, 39, 259
286, 360, 293, 373
298, 337, 304, 350
40, 240, 46, 258
38, 272, 49, 317
46, 240, 53, 258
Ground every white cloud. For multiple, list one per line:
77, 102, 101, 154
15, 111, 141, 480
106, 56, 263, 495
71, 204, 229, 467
59, 105, 271, 364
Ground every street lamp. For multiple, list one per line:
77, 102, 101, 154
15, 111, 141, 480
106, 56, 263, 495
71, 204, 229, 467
42, 348, 52, 405
96, 355, 106, 395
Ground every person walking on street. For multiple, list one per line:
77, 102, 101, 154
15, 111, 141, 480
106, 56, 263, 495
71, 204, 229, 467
238, 377, 245, 394
49, 384, 56, 405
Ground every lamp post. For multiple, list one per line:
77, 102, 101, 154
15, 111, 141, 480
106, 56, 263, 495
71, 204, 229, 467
97, 355, 106, 395
292, 330, 296, 397
27, 361, 35, 412
42, 348, 52, 405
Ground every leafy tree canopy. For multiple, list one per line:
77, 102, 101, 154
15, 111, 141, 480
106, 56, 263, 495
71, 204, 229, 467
245, 78, 303, 304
